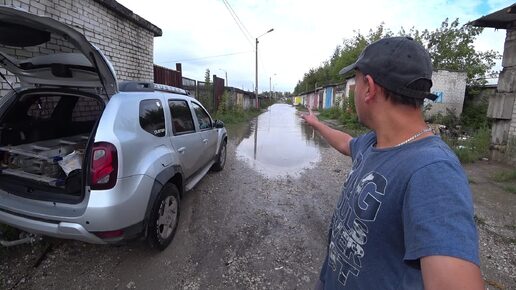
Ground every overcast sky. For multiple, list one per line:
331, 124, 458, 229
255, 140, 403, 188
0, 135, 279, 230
117, 0, 513, 93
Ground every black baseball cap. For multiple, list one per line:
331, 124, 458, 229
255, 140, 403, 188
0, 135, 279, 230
339, 37, 438, 101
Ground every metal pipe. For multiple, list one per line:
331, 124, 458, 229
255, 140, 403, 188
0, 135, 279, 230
0, 236, 35, 247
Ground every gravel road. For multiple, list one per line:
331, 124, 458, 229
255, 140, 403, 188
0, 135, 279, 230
0, 105, 514, 289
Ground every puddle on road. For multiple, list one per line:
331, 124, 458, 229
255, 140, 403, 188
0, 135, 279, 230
234, 104, 324, 179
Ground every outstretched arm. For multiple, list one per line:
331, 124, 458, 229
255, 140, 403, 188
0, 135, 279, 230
301, 108, 353, 156
421, 256, 484, 290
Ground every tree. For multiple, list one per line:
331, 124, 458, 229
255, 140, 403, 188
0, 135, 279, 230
294, 19, 500, 94
404, 18, 500, 87
294, 25, 391, 94
204, 69, 211, 84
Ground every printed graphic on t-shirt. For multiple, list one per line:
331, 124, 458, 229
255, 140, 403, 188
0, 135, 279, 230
328, 152, 387, 286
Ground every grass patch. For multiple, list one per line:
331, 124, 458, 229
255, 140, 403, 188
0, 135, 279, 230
443, 127, 491, 163
491, 169, 516, 182
318, 107, 367, 133
318, 107, 342, 120
502, 185, 516, 194
213, 108, 262, 124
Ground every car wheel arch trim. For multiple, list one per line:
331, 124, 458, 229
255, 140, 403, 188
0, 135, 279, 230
143, 165, 183, 233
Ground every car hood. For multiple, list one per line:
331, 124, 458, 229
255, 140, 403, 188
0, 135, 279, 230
0, 6, 118, 97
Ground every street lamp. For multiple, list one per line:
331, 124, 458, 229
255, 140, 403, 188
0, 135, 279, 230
269, 73, 276, 99
218, 68, 228, 86
255, 28, 274, 108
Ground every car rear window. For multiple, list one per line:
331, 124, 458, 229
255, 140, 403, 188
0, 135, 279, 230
27, 96, 60, 120
72, 97, 103, 122
139, 99, 166, 137
169, 100, 195, 135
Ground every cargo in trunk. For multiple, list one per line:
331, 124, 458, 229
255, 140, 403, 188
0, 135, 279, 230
0, 90, 104, 199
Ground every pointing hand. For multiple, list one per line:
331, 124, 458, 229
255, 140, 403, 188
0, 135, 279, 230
301, 107, 318, 126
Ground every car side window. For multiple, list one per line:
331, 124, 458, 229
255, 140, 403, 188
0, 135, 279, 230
169, 100, 195, 135
139, 99, 166, 137
191, 102, 212, 130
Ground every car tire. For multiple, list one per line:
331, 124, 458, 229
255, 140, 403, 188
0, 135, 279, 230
147, 183, 180, 250
211, 140, 226, 171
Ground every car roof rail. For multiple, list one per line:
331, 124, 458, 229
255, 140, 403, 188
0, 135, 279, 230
119, 81, 189, 95
153, 83, 189, 95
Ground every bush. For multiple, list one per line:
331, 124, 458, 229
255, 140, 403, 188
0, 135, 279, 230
428, 108, 460, 129
461, 103, 490, 132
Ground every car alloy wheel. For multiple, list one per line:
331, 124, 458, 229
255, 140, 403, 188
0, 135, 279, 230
156, 195, 178, 240
148, 183, 180, 250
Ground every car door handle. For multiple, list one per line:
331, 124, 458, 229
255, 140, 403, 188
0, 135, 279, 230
202, 139, 208, 144
178, 147, 185, 154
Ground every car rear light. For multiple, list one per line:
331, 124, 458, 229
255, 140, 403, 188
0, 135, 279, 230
93, 230, 124, 239
90, 142, 117, 190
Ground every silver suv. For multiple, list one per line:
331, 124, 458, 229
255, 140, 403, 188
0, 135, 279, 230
0, 6, 227, 250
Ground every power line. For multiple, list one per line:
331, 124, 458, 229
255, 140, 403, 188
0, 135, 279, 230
221, 0, 253, 46
159, 50, 252, 64
224, 0, 253, 41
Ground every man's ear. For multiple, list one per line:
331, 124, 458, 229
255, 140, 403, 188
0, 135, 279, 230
364, 75, 377, 103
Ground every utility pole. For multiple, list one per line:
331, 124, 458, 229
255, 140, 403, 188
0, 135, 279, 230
269, 76, 272, 98
219, 68, 228, 86
255, 28, 274, 109
255, 38, 258, 108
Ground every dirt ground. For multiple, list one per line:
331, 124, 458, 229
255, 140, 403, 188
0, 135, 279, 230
463, 160, 516, 289
0, 121, 515, 289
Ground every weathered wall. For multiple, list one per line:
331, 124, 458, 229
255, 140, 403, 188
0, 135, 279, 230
425, 70, 467, 118
490, 29, 516, 163
340, 77, 355, 109
0, 0, 160, 96
504, 29, 516, 140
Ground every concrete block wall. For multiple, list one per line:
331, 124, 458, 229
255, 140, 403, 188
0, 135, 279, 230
504, 29, 516, 139
425, 70, 467, 118
0, 0, 159, 96
495, 29, 516, 164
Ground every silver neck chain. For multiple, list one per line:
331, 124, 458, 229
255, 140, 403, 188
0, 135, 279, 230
395, 127, 433, 147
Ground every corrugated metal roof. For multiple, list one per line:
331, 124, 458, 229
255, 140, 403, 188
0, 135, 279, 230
469, 4, 516, 29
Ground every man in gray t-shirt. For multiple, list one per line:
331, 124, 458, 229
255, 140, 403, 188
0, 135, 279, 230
302, 37, 483, 290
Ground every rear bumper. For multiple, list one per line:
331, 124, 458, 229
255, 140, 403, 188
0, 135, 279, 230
0, 209, 105, 244
0, 175, 154, 244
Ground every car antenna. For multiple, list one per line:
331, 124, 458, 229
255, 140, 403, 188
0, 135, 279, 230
0, 70, 15, 91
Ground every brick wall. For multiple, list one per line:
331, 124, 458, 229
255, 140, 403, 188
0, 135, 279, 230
425, 70, 467, 118
0, 0, 161, 96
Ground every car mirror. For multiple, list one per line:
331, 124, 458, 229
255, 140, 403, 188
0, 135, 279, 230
214, 120, 225, 128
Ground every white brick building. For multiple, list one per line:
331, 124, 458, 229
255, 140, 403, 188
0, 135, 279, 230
0, 0, 161, 96
335, 70, 467, 119
424, 70, 467, 117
